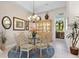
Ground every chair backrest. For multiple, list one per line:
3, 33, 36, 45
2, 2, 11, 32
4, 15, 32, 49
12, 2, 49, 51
16, 32, 27, 48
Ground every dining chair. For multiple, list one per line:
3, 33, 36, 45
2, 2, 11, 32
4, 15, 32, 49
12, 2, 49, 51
35, 35, 49, 57
28, 32, 40, 45
16, 32, 34, 58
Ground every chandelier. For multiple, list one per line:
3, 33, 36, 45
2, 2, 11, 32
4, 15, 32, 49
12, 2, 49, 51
28, 1, 40, 23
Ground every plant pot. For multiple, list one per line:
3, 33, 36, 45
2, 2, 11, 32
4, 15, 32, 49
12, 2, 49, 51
1, 44, 5, 51
70, 47, 78, 55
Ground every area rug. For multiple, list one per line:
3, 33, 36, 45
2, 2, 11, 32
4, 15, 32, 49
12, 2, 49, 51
8, 46, 55, 58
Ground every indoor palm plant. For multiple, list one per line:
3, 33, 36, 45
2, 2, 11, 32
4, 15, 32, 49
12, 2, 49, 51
67, 21, 79, 55
0, 31, 7, 51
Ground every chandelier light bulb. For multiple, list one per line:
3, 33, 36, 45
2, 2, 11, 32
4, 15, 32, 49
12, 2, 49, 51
34, 15, 37, 18
32, 15, 37, 19
33, 16, 35, 19
28, 16, 32, 21
37, 17, 40, 21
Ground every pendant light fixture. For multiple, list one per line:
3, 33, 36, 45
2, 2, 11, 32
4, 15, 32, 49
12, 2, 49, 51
45, 4, 49, 20
28, 1, 40, 23
45, 13, 49, 20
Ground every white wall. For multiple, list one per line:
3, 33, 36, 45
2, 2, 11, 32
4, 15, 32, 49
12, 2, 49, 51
0, 1, 31, 48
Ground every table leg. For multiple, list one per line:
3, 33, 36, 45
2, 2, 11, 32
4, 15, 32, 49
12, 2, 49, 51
40, 49, 42, 58
19, 51, 22, 58
27, 51, 29, 58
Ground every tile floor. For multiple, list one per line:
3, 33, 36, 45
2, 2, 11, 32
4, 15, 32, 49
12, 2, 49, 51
0, 39, 79, 58
52, 39, 79, 58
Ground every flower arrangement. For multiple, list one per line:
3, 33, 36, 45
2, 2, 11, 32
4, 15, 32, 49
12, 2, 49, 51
31, 29, 37, 38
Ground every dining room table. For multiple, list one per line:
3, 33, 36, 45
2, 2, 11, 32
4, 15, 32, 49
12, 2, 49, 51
28, 36, 49, 58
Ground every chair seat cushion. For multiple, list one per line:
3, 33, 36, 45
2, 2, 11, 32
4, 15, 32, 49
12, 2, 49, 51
20, 44, 34, 51
36, 43, 48, 48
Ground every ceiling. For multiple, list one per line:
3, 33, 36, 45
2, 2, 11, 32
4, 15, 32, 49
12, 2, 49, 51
16, 1, 66, 14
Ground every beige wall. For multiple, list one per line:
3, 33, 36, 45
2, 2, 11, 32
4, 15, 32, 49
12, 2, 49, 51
0, 1, 31, 48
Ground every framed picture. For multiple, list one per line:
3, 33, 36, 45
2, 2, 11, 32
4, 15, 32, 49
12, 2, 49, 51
13, 17, 26, 31
25, 21, 29, 30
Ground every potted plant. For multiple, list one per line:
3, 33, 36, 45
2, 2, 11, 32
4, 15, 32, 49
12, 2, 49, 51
1, 31, 7, 51
67, 21, 79, 55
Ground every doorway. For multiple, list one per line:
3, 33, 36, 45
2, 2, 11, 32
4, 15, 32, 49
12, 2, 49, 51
55, 13, 65, 39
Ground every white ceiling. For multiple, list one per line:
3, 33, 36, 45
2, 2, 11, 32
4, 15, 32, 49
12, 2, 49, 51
16, 1, 66, 13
